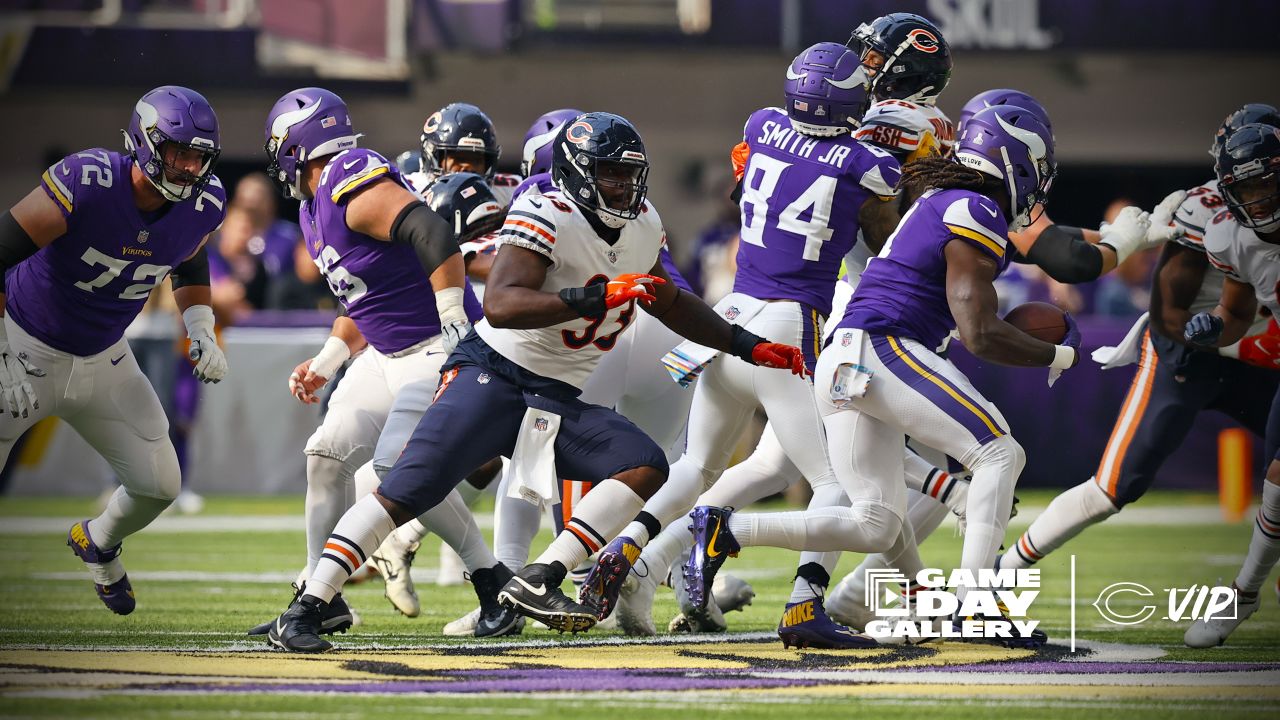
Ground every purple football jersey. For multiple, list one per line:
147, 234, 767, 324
513, 171, 693, 293
300, 148, 481, 355
842, 188, 1012, 350
5, 149, 225, 355
733, 107, 901, 313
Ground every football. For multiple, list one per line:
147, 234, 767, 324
1003, 301, 1068, 343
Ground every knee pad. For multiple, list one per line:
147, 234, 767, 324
969, 435, 1026, 475
862, 503, 904, 553
140, 441, 182, 502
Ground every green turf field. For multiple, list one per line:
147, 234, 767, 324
0, 492, 1276, 719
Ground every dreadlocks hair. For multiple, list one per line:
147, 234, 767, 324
898, 156, 1004, 206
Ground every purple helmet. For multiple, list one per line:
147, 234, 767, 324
955, 105, 1056, 231
957, 89, 1051, 138
785, 42, 870, 137
123, 85, 220, 202
521, 108, 583, 178
264, 87, 360, 199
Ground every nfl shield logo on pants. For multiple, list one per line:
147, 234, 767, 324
725, 306, 740, 321
534, 417, 549, 431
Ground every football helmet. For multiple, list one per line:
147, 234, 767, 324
423, 172, 506, 244
1215, 122, 1280, 234
955, 105, 1056, 231
394, 149, 423, 175
958, 89, 1051, 137
124, 85, 221, 202
264, 87, 359, 200
1211, 103, 1280, 158
552, 112, 649, 229
420, 102, 501, 181
784, 42, 871, 137
848, 13, 952, 106
521, 108, 583, 177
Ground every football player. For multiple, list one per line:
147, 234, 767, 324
0, 86, 228, 614
250, 87, 513, 642
1171, 122, 1280, 647
995, 106, 1280, 588
405, 102, 524, 206
262, 112, 806, 652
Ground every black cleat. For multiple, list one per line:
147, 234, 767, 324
266, 595, 333, 653
248, 586, 353, 636
471, 563, 522, 638
497, 562, 597, 633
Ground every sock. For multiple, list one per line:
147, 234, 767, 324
1000, 478, 1119, 570
455, 478, 484, 507
789, 480, 849, 603
955, 437, 1023, 607
620, 511, 663, 547
493, 463, 541, 570
634, 521, 695, 589
353, 461, 380, 499
396, 517, 429, 546
533, 478, 645, 572
417, 488, 497, 572
306, 494, 397, 603
87, 486, 173, 550
304, 454, 355, 575
727, 502, 901, 553
1235, 480, 1280, 595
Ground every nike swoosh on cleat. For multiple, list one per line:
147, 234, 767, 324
706, 518, 723, 558
513, 576, 547, 596
275, 619, 286, 636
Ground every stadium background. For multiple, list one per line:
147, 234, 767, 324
0, 0, 1277, 500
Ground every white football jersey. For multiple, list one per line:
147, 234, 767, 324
1203, 209, 1280, 317
854, 99, 956, 162
475, 189, 665, 388
1167, 179, 1231, 316
406, 171, 524, 207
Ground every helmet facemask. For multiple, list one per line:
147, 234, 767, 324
1223, 171, 1280, 234
126, 111, 219, 202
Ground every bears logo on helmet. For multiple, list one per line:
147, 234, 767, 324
907, 28, 941, 53
423, 112, 442, 134
566, 120, 595, 146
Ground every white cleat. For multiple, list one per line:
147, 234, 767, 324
713, 573, 755, 614
437, 542, 467, 587
443, 606, 480, 636
826, 572, 875, 632
1184, 591, 1260, 648
370, 533, 421, 617
615, 571, 658, 636
669, 564, 727, 633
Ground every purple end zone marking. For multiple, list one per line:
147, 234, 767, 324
138, 669, 822, 695
902, 661, 1274, 674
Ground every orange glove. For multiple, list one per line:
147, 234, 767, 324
604, 273, 665, 309
1236, 318, 1280, 370
751, 342, 808, 377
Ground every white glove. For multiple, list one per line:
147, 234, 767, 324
289, 336, 350, 402
0, 322, 44, 419
1097, 206, 1152, 266
183, 305, 227, 384
1144, 189, 1188, 246
436, 287, 471, 356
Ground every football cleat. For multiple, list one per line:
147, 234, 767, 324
669, 561, 727, 633
952, 611, 1049, 649
683, 506, 740, 611
615, 571, 658, 636
66, 520, 135, 615
578, 536, 642, 620
248, 586, 354, 636
370, 532, 421, 617
825, 571, 875, 631
713, 573, 756, 614
470, 563, 523, 637
266, 595, 333, 653
498, 563, 597, 633
1184, 588, 1260, 648
443, 606, 527, 636
778, 598, 879, 650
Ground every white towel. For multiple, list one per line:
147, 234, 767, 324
1091, 313, 1148, 369
661, 292, 769, 386
507, 406, 561, 509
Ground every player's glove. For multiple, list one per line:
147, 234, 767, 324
1221, 318, 1280, 369
1184, 312, 1224, 347
1144, 189, 1187, 246
1047, 312, 1081, 388
435, 287, 471, 356
729, 325, 808, 377
1097, 206, 1153, 266
183, 305, 227, 384
559, 273, 665, 318
289, 336, 349, 404
0, 323, 43, 419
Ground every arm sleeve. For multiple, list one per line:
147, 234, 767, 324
0, 211, 40, 293
390, 202, 460, 276
169, 245, 211, 290
1024, 224, 1105, 283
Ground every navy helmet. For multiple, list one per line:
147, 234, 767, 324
552, 112, 649, 228
848, 13, 952, 105
420, 102, 501, 180
422, 172, 505, 244
1211, 103, 1280, 158
1214, 123, 1280, 234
